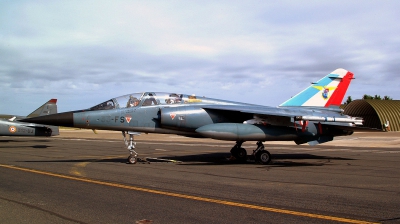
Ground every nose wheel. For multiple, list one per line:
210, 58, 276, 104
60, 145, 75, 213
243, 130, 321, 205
127, 155, 137, 164
122, 131, 140, 164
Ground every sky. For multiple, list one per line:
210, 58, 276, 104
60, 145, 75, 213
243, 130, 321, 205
1, 1, 400, 115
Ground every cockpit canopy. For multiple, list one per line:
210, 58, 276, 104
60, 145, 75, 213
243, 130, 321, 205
89, 92, 234, 111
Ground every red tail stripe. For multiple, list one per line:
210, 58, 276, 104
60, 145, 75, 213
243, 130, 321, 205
325, 71, 354, 107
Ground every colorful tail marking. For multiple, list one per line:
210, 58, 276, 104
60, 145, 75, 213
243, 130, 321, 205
279, 68, 354, 107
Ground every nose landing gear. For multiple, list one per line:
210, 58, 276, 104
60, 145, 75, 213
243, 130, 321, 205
122, 131, 140, 164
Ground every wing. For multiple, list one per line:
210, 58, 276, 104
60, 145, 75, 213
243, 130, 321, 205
201, 104, 362, 127
186, 104, 365, 145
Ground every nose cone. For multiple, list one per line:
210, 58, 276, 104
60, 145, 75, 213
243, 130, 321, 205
21, 112, 74, 127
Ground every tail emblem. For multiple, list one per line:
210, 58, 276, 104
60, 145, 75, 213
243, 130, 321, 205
312, 86, 337, 100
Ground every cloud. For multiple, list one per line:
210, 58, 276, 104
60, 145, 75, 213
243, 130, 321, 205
1, 1, 400, 114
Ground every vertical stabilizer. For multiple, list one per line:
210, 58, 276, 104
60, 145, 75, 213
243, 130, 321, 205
27, 99, 59, 136
279, 68, 354, 107
27, 99, 58, 118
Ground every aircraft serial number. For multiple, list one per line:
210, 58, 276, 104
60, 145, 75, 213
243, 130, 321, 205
17, 128, 34, 134
99, 116, 127, 123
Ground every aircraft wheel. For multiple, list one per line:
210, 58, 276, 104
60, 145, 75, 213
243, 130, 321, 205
127, 155, 137, 164
231, 147, 247, 162
256, 150, 271, 164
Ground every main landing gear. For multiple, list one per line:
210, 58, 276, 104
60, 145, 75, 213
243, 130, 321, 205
253, 141, 271, 164
230, 141, 272, 164
122, 131, 139, 164
230, 141, 247, 162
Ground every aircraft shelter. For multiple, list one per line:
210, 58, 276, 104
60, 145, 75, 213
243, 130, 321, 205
344, 100, 400, 131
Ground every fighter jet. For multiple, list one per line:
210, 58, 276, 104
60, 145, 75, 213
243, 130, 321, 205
0, 99, 59, 137
22, 68, 362, 164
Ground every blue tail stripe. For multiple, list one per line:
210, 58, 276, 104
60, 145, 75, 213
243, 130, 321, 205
280, 74, 339, 106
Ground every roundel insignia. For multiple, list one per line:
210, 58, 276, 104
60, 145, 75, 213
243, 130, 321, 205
170, 113, 176, 120
9, 126, 17, 133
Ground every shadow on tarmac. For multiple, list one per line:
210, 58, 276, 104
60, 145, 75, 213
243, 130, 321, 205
21, 152, 355, 167
164, 152, 354, 167
0, 144, 53, 149
0, 139, 52, 143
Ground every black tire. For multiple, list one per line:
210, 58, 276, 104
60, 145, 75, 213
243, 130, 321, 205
255, 150, 271, 164
127, 155, 137, 164
231, 147, 247, 162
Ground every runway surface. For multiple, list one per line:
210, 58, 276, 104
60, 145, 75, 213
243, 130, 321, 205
1, 130, 399, 223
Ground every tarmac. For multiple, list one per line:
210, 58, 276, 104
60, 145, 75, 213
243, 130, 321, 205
0, 129, 399, 223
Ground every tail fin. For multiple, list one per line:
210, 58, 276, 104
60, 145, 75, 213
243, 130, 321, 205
279, 68, 354, 107
27, 99, 59, 136
27, 99, 58, 118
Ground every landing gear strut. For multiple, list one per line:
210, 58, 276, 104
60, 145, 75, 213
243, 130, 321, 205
252, 141, 271, 164
122, 131, 139, 164
230, 141, 247, 162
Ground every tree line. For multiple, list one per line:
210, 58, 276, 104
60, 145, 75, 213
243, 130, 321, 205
345, 95, 393, 104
